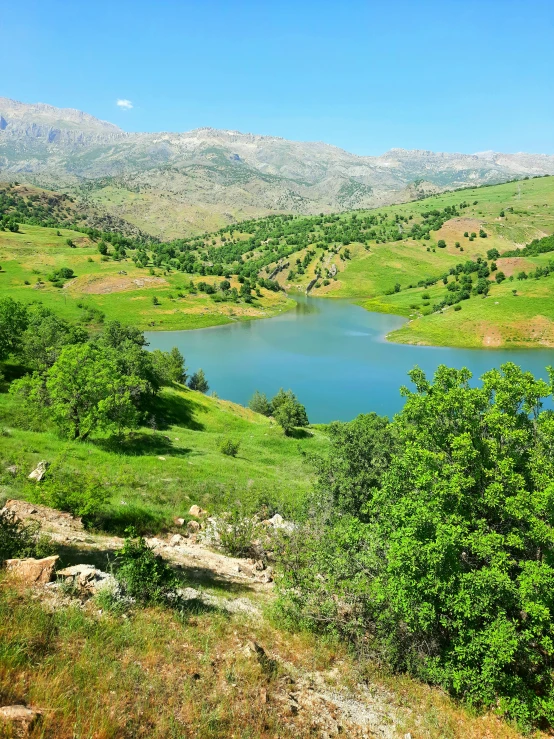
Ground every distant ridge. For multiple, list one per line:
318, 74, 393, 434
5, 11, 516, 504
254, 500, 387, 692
1, 96, 554, 238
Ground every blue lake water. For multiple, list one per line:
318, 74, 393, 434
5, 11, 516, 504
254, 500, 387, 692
145, 297, 554, 423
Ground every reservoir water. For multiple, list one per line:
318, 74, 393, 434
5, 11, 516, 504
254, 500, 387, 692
145, 297, 554, 423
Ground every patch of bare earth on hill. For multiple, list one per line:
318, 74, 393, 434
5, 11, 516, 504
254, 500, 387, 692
70, 274, 169, 294
435, 218, 483, 252
479, 322, 503, 347
496, 257, 536, 277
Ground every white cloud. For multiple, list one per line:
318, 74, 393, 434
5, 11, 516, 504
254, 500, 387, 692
116, 99, 133, 110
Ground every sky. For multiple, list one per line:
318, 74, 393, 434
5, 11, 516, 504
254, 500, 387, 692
1, 0, 553, 155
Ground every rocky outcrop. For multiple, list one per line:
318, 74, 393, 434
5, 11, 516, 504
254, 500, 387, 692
56, 564, 116, 594
5, 556, 59, 584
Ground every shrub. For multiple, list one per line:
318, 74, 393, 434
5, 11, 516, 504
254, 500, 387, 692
437, 239, 446, 248
219, 438, 240, 457
0, 509, 54, 560
114, 528, 179, 605
216, 509, 260, 557
31, 464, 110, 521
454, 303, 462, 311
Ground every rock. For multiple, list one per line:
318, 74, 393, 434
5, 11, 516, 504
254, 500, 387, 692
188, 505, 207, 518
0, 705, 41, 737
169, 534, 185, 547
5, 465, 18, 476
5, 556, 59, 584
173, 517, 185, 527
28, 460, 49, 482
56, 564, 116, 593
187, 520, 201, 534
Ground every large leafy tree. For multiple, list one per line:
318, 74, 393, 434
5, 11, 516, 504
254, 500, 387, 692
279, 363, 554, 727
12, 343, 147, 439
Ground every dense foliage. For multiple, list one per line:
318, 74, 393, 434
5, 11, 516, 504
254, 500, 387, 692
249, 388, 309, 435
1, 297, 190, 440
278, 363, 554, 727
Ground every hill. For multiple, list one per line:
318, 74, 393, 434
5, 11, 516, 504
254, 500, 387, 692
2, 97, 554, 238
2, 176, 554, 346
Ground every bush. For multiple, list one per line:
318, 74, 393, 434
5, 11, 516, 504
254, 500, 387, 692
454, 303, 462, 311
114, 528, 179, 605
216, 509, 260, 557
219, 438, 240, 457
31, 464, 110, 522
0, 509, 54, 560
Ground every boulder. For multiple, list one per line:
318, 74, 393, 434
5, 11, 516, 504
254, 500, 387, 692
0, 705, 41, 737
173, 517, 185, 527
28, 460, 49, 482
188, 505, 207, 518
5, 465, 18, 476
186, 520, 201, 534
5, 556, 59, 584
56, 564, 116, 593
169, 534, 185, 547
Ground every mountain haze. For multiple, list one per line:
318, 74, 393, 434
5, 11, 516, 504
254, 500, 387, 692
2, 96, 554, 237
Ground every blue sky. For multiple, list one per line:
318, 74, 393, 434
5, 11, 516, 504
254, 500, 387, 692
2, 0, 553, 155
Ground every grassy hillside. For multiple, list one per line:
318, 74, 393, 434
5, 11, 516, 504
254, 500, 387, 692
0, 381, 323, 532
3, 176, 554, 346
0, 196, 294, 332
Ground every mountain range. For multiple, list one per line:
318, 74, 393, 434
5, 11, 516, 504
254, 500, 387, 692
2, 96, 554, 238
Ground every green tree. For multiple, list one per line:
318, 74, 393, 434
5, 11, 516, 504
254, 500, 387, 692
11, 343, 146, 439
248, 390, 272, 416
495, 270, 506, 283
150, 347, 187, 385
437, 239, 446, 248
0, 297, 28, 361
20, 305, 87, 371
279, 364, 554, 727
188, 368, 209, 393
271, 388, 309, 435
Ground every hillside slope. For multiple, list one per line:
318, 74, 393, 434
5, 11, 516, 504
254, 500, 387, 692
2, 97, 554, 237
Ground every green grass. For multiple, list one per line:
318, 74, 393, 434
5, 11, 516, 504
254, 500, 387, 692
0, 382, 326, 533
0, 223, 294, 331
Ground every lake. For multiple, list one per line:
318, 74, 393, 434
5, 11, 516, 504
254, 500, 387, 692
145, 297, 554, 423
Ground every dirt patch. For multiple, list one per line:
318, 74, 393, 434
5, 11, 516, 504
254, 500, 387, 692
496, 256, 536, 277
72, 274, 168, 294
479, 322, 503, 347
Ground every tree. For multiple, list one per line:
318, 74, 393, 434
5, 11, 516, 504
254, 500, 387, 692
437, 239, 446, 248
271, 388, 309, 435
11, 343, 146, 439
98, 241, 108, 255
279, 363, 554, 727
0, 297, 28, 361
20, 305, 87, 371
150, 347, 187, 385
248, 390, 272, 416
487, 248, 500, 260
188, 369, 209, 393
495, 270, 506, 283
